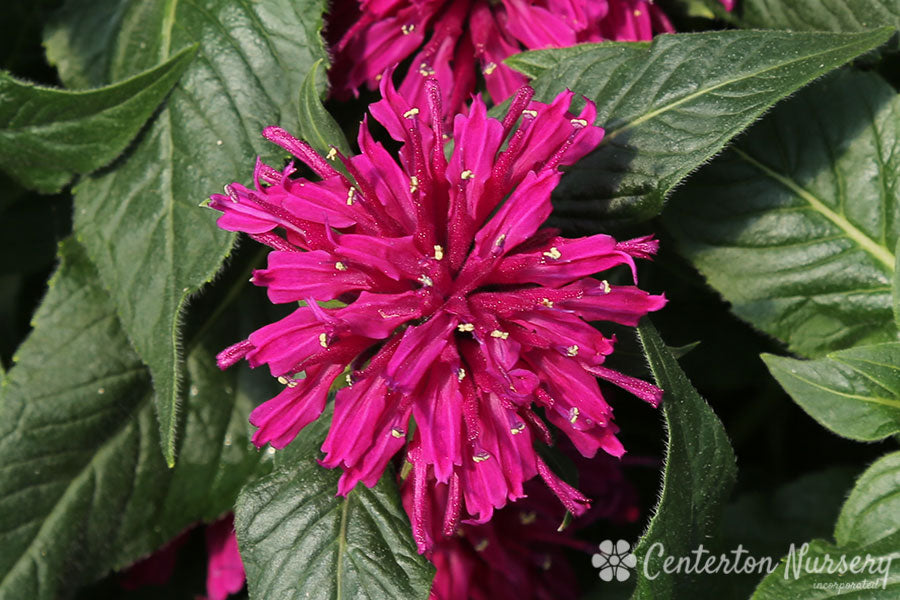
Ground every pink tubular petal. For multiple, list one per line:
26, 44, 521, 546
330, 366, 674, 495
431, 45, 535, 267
469, 3, 529, 104
321, 375, 390, 470
385, 311, 457, 393
585, 363, 663, 407
252, 250, 375, 303
336, 290, 427, 339
447, 95, 505, 230
335, 233, 422, 282
216, 339, 254, 370
535, 456, 591, 517
472, 169, 559, 259
262, 127, 338, 180
558, 280, 667, 326
249, 364, 343, 448
246, 307, 333, 376
490, 233, 641, 287
335, 404, 411, 494
412, 359, 465, 483
501, 0, 577, 48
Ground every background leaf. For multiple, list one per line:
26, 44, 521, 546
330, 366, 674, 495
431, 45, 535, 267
506, 28, 893, 228
631, 320, 737, 599
0, 240, 270, 600
664, 69, 899, 357
717, 467, 859, 597
894, 240, 900, 329
737, 0, 900, 32
751, 452, 900, 598
764, 343, 900, 441
45, 0, 329, 465
0, 44, 195, 193
235, 442, 434, 600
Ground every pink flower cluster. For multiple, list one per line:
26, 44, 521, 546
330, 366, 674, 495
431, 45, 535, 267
330, 0, 675, 117
210, 75, 665, 552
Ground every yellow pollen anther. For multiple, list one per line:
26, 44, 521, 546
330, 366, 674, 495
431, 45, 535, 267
345, 373, 354, 387
569, 407, 579, 424
401, 23, 415, 35
520, 511, 537, 525
277, 376, 289, 385
326, 147, 338, 160
522, 109, 538, 118
541, 298, 554, 308
391, 427, 406, 438
483, 62, 498, 75
542, 556, 552, 570
473, 451, 491, 463
494, 234, 506, 247
419, 62, 435, 76
543, 247, 561, 260
286, 380, 298, 388
403, 107, 419, 119
510, 422, 526, 435
346, 187, 356, 205
570, 118, 588, 127
335, 261, 347, 271
375, 73, 383, 81
634, 9, 642, 17
474, 539, 490, 552
457, 368, 466, 381
409, 176, 419, 193
419, 274, 433, 287
319, 332, 329, 348
433, 245, 444, 260
460, 169, 474, 180
458, 323, 475, 332
566, 345, 579, 357
601, 279, 611, 294
490, 330, 509, 340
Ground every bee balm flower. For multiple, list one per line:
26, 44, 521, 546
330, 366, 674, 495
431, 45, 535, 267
209, 75, 665, 551
329, 0, 674, 117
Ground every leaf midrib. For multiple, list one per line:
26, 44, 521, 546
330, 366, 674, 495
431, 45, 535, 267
782, 369, 900, 411
733, 147, 896, 272
604, 32, 887, 142
336, 492, 350, 600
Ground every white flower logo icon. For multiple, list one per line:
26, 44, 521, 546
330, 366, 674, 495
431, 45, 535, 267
592, 539, 637, 582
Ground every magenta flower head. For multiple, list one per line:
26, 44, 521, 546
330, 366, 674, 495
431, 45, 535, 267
329, 0, 674, 117
209, 75, 665, 552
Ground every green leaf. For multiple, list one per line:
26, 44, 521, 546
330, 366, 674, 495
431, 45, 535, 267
835, 452, 900, 548
47, 0, 329, 465
298, 58, 351, 158
506, 28, 894, 228
763, 343, 900, 441
0, 45, 195, 193
0, 240, 269, 600
719, 467, 859, 597
894, 240, 900, 329
664, 69, 899, 357
738, 0, 900, 32
752, 452, 900, 598
632, 320, 737, 599
235, 450, 435, 600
